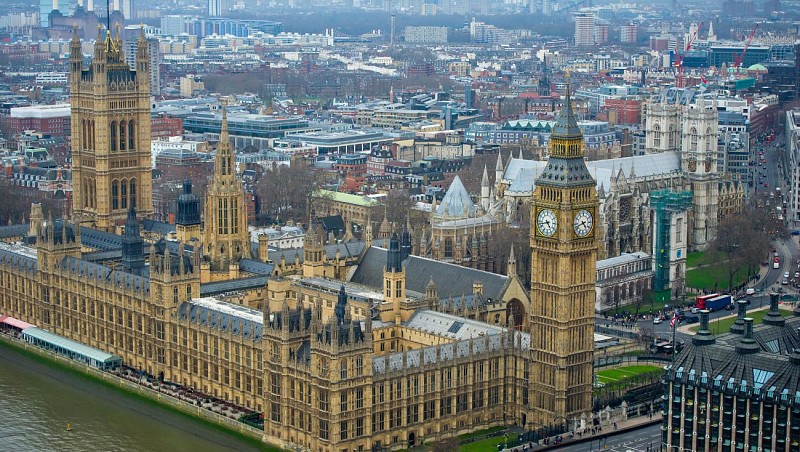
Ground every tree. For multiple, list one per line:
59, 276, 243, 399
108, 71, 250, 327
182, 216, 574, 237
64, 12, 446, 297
255, 163, 326, 225
430, 436, 459, 452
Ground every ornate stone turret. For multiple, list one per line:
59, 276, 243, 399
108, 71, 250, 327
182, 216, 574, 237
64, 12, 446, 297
28, 202, 43, 238
258, 234, 269, 263
175, 179, 201, 243
121, 207, 145, 275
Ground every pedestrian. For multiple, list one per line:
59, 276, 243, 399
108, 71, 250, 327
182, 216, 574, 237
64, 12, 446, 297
613, 422, 617, 430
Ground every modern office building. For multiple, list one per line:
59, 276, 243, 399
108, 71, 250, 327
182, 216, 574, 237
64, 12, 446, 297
574, 11, 596, 46
662, 298, 800, 451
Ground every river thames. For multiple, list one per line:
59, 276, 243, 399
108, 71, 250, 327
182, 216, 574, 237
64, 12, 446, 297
0, 342, 262, 452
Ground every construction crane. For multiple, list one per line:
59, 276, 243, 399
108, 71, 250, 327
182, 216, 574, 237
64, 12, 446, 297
732, 23, 760, 76
674, 21, 704, 88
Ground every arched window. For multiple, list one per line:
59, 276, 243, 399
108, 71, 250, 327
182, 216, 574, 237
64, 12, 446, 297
111, 180, 119, 210
355, 355, 363, 376
119, 121, 126, 151
340, 359, 348, 379
689, 127, 698, 152
705, 127, 713, 152
128, 120, 135, 150
83, 178, 89, 208
129, 178, 136, 208
444, 237, 453, 258
668, 124, 675, 148
120, 179, 128, 209
652, 124, 661, 148
110, 121, 117, 152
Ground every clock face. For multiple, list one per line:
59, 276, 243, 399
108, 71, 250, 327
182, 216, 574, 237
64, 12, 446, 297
536, 209, 558, 237
573, 209, 593, 237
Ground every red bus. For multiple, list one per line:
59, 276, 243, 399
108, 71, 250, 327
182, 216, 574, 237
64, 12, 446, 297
695, 293, 720, 310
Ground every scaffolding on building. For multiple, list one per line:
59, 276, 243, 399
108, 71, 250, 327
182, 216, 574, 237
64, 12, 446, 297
650, 189, 693, 295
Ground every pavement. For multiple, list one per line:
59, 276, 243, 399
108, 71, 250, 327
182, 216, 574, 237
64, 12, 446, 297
501, 414, 663, 452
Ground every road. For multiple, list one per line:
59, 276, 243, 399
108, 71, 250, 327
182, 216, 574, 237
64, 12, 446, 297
559, 423, 662, 452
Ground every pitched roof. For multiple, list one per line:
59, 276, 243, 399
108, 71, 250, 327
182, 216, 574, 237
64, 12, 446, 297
435, 175, 477, 218
350, 247, 508, 300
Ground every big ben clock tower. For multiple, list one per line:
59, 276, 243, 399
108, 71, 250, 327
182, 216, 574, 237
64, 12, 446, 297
529, 80, 597, 428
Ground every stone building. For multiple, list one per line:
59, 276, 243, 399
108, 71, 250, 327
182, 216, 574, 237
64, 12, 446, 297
70, 27, 153, 231
595, 252, 654, 312
0, 54, 597, 451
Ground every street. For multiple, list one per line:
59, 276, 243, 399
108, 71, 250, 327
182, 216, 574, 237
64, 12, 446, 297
559, 423, 662, 452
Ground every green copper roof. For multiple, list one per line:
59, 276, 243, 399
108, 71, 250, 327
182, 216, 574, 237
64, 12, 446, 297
316, 190, 381, 207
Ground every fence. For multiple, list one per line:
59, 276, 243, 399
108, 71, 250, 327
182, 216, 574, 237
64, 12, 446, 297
0, 333, 266, 442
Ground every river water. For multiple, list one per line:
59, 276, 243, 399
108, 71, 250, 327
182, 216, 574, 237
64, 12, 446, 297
0, 342, 262, 452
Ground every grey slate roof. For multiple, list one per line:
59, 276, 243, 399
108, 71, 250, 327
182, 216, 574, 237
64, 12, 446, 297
0, 224, 29, 239
141, 219, 176, 236
199, 275, 269, 297
60, 256, 149, 294
178, 298, 263, 341
350, 247, 508, 300
80, 226, 123, 250
0, 242, 37, 273
238, 258, 276, 275
669, 313, 800, 399
372, 314, 529, 375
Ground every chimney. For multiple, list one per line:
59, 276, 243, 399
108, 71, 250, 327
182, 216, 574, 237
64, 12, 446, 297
730, 299, 748, 334
763, 292, 785, 327
735, 318, 760, 355
692, 310, 715, 346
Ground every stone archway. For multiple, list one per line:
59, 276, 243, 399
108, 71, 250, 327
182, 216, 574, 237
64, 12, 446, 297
408, 432, 416, 447
506, 298, 525, 330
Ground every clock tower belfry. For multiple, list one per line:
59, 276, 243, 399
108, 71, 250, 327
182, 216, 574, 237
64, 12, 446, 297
529, 80, 597, 428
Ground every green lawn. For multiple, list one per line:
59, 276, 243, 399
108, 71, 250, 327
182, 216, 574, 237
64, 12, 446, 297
686, 251, 705, 269
595, 365, 663, 385
689, 308, 792, 334
458, 426, 505, 441
461, 435, 507, 452
685, 264, 750, 292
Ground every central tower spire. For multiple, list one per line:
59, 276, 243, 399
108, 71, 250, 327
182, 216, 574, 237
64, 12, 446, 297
202, 104, 252, 273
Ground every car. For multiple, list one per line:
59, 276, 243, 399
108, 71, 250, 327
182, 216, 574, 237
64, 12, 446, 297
653, 317, 663, 325
725, 303, 735, 310
691, 307, 699, 313
794, 271, 799, 278
792, 230, 800, 236
765, 183, 769, 187
684, 315, 700, 324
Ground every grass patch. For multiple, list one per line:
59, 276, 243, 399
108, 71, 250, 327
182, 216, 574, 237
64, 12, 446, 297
689, 308, 792, 334
596, 365, 662, 384
0, 337, 280, 451
459, 426, 505, 441
685, 264, 750, 292
686, 251, 705, 268
461, 435, 507, 452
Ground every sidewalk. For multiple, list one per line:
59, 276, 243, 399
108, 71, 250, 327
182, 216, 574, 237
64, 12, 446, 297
501, 413, 663, 452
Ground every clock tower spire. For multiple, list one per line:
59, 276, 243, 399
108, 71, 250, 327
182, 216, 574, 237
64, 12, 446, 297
529, 78, 597, 428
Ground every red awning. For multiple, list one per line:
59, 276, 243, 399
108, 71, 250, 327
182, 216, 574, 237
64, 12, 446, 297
1, 316, 34, 331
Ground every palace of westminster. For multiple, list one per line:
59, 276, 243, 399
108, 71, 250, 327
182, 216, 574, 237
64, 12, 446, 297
0, 27, 739, 451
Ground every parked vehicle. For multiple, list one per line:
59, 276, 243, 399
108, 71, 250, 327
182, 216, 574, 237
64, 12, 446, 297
703, 294, 733, 312
774, 256, 781, 269
695, 293, 720, 311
